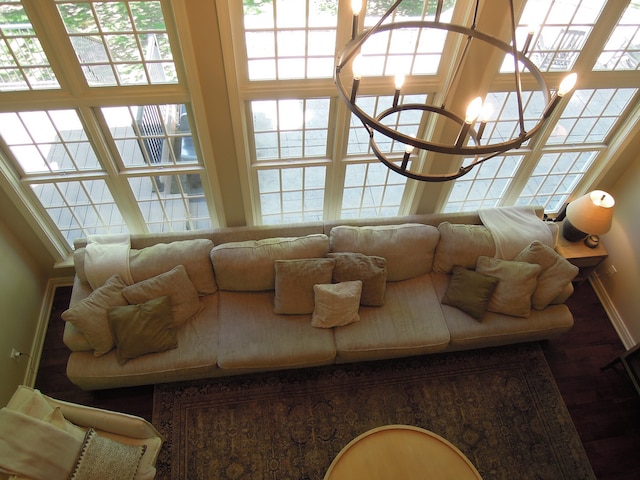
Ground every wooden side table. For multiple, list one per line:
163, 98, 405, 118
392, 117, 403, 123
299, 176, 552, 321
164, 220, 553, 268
324, 425, 482, 480
555, 232, 608, 284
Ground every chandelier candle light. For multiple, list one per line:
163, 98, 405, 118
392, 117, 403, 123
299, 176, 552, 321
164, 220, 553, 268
335, 0, 579, 182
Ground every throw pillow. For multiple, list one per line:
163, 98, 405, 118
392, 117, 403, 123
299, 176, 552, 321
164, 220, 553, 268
122, 264, 203, 327
514, 240, 579, 310
442, 265, 500, 320
107, 295, 178, 365
61, 274, 129, 356
475, 256, 542, 318
328, 252, 387, 306
274, 258, 335, 314
433, 222, 496, 273
311, 281, 362, 328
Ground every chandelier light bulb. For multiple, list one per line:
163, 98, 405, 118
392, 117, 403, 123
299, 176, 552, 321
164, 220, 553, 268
395, 72, 405, 90
352, 54, 363, 80
465, 97, 483, 124
558, 73, 577, 96
352, 0, 363, 15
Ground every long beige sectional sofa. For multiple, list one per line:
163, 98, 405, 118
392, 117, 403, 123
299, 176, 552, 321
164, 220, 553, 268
62, 208, 577, 390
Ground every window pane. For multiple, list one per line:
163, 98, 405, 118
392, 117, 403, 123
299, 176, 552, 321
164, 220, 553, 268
31, 180, 126, 247
242, 0, 337, 80
341, 162, 407, 219
502, 0, 606, 73
257, 165, 326, 224
103, 104, 197, 167
595, 2, 640, 71
55, 0, 177, 86
128, 173, 211, 232
548, 88, 638, 144
0, 110, 100, 173
444, 155, 524, 213
517, 151, 599, 212
250, 98, 330, 161
0, 2, 59, 90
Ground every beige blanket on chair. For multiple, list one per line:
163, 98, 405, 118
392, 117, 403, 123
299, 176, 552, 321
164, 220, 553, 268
0, 408, 81, 480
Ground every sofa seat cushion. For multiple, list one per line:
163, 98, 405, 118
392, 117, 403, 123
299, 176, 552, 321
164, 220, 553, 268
333, 274, 450, 363
217, 290, 336, 372
66, 294, 219, 390
431, 273, 574, 350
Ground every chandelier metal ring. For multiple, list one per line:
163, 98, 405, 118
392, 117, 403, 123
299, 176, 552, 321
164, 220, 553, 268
334, 0, 575, 182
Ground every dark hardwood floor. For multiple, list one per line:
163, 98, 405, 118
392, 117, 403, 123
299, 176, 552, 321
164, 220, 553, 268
34, 281, 640, 479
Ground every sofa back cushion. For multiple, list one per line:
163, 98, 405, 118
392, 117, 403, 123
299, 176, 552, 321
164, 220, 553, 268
329, 223, 439, 281
433, 223, 496, 273
210, 234, 330, 291
74, 239, 217, 295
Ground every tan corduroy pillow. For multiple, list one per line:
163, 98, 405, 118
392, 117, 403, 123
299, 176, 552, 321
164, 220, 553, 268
61, 274, 129, 356
515, 240, 578, 309
122, 265, 203, 327
274, 258, 335, 314
476, 256, 541, 318
311, 281, 362, 328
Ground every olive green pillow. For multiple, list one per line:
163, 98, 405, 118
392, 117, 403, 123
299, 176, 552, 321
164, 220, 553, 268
108, 295, 177, 365
442, 265, 499, 320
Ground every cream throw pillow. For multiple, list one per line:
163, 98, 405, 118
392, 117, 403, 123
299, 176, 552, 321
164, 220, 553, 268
433, 223, 496, 273
61, 274, 129, 356
514, 240, 579, 310
122, 265, 203, 327
274, 258, 335, 314
476, 256, 542, 318
311, 281, 362, 328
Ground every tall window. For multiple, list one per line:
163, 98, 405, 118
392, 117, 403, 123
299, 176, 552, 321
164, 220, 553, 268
229, 0, 640, 224
0, 0, 215, 257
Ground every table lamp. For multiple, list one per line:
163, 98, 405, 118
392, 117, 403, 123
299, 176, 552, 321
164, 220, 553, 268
562, 190, 615, 244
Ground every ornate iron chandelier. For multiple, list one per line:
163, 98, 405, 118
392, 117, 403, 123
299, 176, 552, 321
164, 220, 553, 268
335, 0, 577, 182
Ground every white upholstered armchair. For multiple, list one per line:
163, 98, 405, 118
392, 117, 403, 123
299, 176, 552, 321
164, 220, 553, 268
0, 386, 162, 480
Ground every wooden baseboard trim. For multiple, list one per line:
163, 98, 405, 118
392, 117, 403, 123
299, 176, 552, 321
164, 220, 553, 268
589, 275, 635, 349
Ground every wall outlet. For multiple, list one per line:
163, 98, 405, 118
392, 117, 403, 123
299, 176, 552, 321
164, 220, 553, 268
10, 348, 21, 360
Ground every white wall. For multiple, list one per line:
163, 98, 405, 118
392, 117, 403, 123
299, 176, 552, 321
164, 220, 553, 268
0, 218, 49, 406
595, 154, 640, 348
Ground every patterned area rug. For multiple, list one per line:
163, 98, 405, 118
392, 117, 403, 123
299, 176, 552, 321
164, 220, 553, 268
152, 343, 595, 480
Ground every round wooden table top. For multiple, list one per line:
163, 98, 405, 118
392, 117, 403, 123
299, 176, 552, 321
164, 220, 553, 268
324, 425, 483, 480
